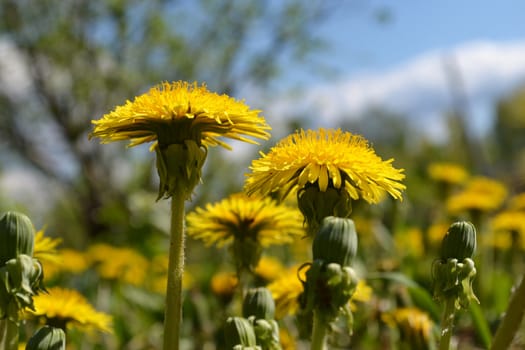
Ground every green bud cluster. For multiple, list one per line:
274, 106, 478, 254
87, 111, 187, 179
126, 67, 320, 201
224, 316, 260, 349
432, 221, 479, 309
26, 326, 66, 350
299, 216, 360, 326
297, 184, 352, 236
226, 287, 281, 350
0, 212, 45, 323
155, 140, 207, 200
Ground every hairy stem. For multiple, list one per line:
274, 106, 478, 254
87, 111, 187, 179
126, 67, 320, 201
163, 187, 186, 350
439, 298, 456, 350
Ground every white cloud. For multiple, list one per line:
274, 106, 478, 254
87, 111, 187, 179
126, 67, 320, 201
267, 40, 525, 140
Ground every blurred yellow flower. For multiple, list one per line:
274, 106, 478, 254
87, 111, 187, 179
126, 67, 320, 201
33, 229, 62, 264
488, 210, 525, 250
394, 227, 425, 258
245, 128, 405, 203
279, 328, 297, 350
187, 193, 305, 248
254, 256, 286, 283
267, 265, 305, 319
427, 223, 452, 247
508, 193, 525, 211
41, 248, 90, 280
90, 81, 270, 149
382, 307, 434, 349
210, 272, 238, 298
349, 280, 373, 311
447, 176, 507, 214
88, 244, 149, 286
427, 162, 468, 185
24, 287, 113, 334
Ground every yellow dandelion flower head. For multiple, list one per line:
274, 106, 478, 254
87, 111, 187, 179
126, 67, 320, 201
254, 256, 286, 283
186, 193, 305, 248
508, 192, 525, 211
210, 272, 238, 297
245, 128, 406, 204
41, 248, 89, 281
88, 244, 149, 285
33, 229, 62, 264
349, 280, 373, 311
90, 81, 270, 149
382, 307, 434, 345
491, 210, 525, 233
446, 176, 507, 214
427, 162, 469, 184
25, 287, 113, 334
279, 328, 297, 350
267, 265, 306, 319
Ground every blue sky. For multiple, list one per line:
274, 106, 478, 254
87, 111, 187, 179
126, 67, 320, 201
265, 1, 525, 141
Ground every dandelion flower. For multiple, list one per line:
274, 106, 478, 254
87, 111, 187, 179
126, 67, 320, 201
33, 229, 62, 264
210, 272, 239, 299
267, 266, 305, 319
24, 287, 113, 334
90, 81, 270, 149
382, 307, 435, 349
427, 162, 468, 185
88, 244, 149, 286
187, 194, 305, 270
245, 128, 405, 203
447, 176, 507, 214
254, 256, 286, 284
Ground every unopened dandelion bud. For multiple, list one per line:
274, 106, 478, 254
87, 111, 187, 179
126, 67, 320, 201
313, 216, 358, 267
26, 326, 66, 350
155, 140, 207, 200
440, 221, 477, 261
0, 211, 35, 265
242, 287, 275, 320
297, 185, 352, 235
224, 316, 257, 348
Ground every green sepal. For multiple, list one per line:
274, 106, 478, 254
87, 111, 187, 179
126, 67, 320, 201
242, 287, 275, 320
224, 316, 257, 348
26, 326, 66, 350
155, 140, 207, 200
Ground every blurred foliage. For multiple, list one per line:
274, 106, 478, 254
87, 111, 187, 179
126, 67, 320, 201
0, 0, 329, 245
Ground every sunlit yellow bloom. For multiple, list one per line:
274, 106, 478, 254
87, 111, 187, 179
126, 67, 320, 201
427, 162, 469, 185
187, 194, 305, 248
487, 210, 525, 250
41, 248, 90, 280
245, 128, 406, 203
33, 229, 62, 264
382, 307, 434, 348
210, 272, 238, 298
254, 256, 286, 283
88, 244, 148, 285
349, 280, 373, 311
508, 193, 525, 211
279, 328, 296, 350
267, 266, 305, 319
24, 287, 113, 334
446, 176, 507, 214
90, 81, 270, 149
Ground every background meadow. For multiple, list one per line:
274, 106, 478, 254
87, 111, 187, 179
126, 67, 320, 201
1, 1, 525, 349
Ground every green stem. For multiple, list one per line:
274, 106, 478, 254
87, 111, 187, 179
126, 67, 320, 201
311, 311, 327, 350
163, 186, 187, 350
439, 298, 456, 350
0, 318, 18, 350
490, 274, 525, 350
